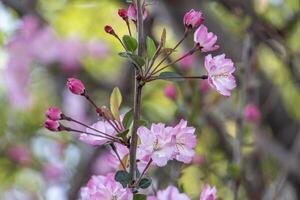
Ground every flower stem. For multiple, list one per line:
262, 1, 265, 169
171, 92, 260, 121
110, 143, 126, 170
135, 159, 152, 186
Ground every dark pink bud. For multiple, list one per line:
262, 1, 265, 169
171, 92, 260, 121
104, 25, 115, 35
127, 3, 147, 22
44, 119, 60, 132
164, 84, 177, 101
183, 9, 204, 29
118, 9, 128, 20
243, 103, 261, 123
46, 107, 62, 121
67, 78, 85, 95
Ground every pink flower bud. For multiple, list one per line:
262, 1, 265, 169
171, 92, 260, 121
46, 107, 62, 121
243, 103, 261, 123
67, 78, 85, 95
44, 119, 60, 132
194, 25, 219, 52
118, 9, 128, 20
127, 3, 147, 22
199, 80, 210, 94
104, 25, 115, 35
164, 84, 177, 101
183, 9, 204, 29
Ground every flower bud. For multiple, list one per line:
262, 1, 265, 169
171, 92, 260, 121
118, 9, 128, 20
243, 103, 261, 123
46, 107, 62, 121
44, 119, 61, 132
67, 78, 85, 95
164, 84, 177, 101
127, 3, 147, 22
183, 9, 204, 29
104, 25, 115, 35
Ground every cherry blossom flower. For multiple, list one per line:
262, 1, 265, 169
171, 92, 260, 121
148, 186, 190, 200
183, 9, 204, 29
44, 119, 61, 132
199, 184, 217, 200
127, 3, 147, 22
164, 84, 177, 101
170, 119, 197, 163
118, 9, 128, 20
194, 25, 219, 52
137, 123, 173, 167
46, 107, 62, 121
243, 103, 261, 123
204, 54, 236, 96
79, 120, 117, 145
67, 78, 85, 95
80, 173, 132, 200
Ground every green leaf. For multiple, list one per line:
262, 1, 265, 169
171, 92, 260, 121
123, 109, 133, 129
133, 194, 147, 200
110, 87, 122, 120
123, 35, 138, 53
116, 129, 129, 138
160, 28, 166, 47
115, 170, 131, 188
158, 72, 184, 81
146, 36, 156, 59
118, 52, 145, 67
227, 164, 241, 179
138, 178, 152, 189
139, 119, 148, 127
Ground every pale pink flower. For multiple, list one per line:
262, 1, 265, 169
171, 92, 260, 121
44, 119, 61, 132
243, 103, 261, 123
199, 184, 217, 200
204, 54, 236, 96
67, 78, 85, 95
148, 186, 190, 200
194, 25, 219, 52
170, 119, 197, 163
79, 120, 117, 145
183, 9, 204, 29
127, 3, 147, 22
80, 173, 132, 200
164, 84, 177, 101
46, 107, 62, 121
137, 124, 173, 167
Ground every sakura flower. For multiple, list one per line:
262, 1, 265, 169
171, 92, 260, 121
67, 78, 85, 95
46, 107, 62, 121
171, 119, 197, 163
118, 9, 128, 20
183, 9, 204, 29
79, 120, 118, 145
148, 186, 190, 200
164, 84, 177, 101
44, 119, 61, 132
199, 184, 217, 200
127, 3, 147, 22
204, 54, 236, 96
194, 25, 219, 52
243, 103, 261, 123
80, 173, 132, 200
137, 123, 173, 167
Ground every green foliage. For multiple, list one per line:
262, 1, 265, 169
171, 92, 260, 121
115, 170, 131, 188
110, 87, 122, 121
158, 71, 184, 81
138, 178, 152, 189
123, 35, 138, 53
146, 36, 156, 59
133, 194, 147, 200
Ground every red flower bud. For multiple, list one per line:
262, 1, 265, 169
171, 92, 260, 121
46, 107, 62, 121
118, 9, 128, 20
44, 119, 60, 132
104, 25, 115, 35
67, 78, 85, 95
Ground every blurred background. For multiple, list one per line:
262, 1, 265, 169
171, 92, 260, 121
0, 0, 300, 199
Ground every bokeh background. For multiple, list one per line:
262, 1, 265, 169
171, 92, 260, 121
0, 0, 300, 199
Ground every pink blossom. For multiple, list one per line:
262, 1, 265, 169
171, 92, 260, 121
127, 3, 147, 22
46, 107, 62, 121
44, 119, 60, 132
137, 124, 174, 167
118, 9, 128, 20
179, 54, 194, 71
183, 9, 204, 29
170, 119, 197, 163
7, 145, 32, 165
204, 54, 236, 96
42, 162, 64, 181
148, 186, 190, 200
243, 103, 261, 123
79, 120, 117, 145
164, 84, 177, 101
67, 78, 85, 95
80, 173, 132, 200
194, 25, 219, 52
199, 80, 210, 94
199, 184, 217, 200
105, 25, 115, 35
